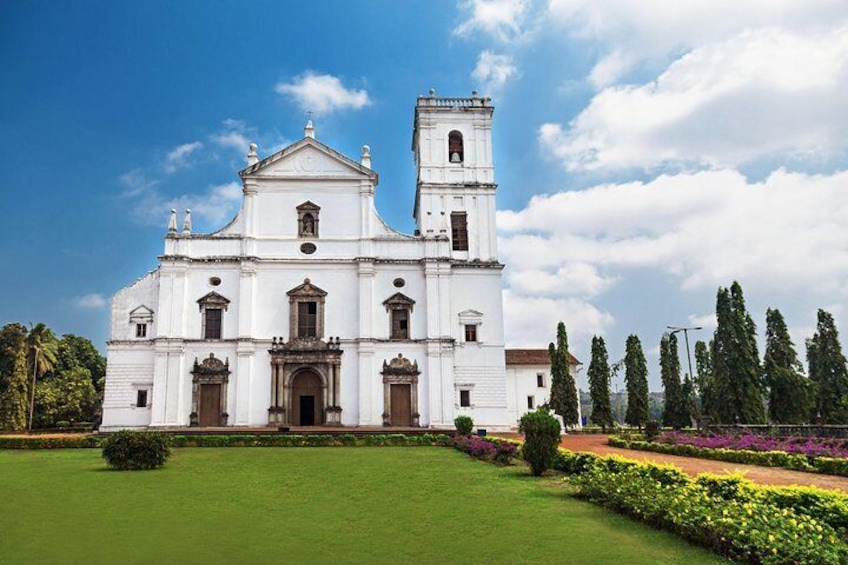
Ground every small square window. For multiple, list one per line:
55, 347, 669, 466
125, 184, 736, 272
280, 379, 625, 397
537, 373, 545, 388
464, 324, 477, 342
136, 324, 147, 338
136, 390, 148, 408
460, 390, 471, 407
527, 396, 535, 409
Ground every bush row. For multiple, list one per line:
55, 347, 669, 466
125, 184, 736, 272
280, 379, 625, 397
609, 436, 848, 477
452, 435, 519, 465
553, 449, 848, 564
0, 433, 452, 449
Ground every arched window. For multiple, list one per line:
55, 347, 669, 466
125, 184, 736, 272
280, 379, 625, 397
448, 130, 464, 163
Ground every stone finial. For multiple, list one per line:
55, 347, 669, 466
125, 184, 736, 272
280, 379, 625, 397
182, 209, 192, 234
361, 145, 371, 168
247, 142, 258, 166
429, 88, 436, 97
168, 209, 178, 233
304, 120, 315, 139
472, 90, 479, 99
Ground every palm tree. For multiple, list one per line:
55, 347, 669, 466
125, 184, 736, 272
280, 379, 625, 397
26, 323, 58, 432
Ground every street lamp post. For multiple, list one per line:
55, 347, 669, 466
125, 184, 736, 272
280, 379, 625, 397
666, 325, 702, 380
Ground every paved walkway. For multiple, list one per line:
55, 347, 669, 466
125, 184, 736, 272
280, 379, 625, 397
495, 433, 848, 492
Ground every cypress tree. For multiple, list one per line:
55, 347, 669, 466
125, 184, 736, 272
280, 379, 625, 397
624, 335, 649, 428
694, 340, 713, 419
0, 323, 29, 431
764, 308, 812, 424
807, 309, 848, 424
587, 336, 614, 431
548, 322, 580, 428
711, 282, 765, 423
660, 332, 688, 428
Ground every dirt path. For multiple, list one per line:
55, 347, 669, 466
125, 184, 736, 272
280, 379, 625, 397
494, 433, 848, 492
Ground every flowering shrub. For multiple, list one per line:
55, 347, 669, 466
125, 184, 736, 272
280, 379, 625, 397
659, 431, 848, 459
453, 435, 518, 465
610, 435, 848, 477
568, 459, 848, 564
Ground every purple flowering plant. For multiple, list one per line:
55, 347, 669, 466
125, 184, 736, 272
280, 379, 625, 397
659, 431, 848, 459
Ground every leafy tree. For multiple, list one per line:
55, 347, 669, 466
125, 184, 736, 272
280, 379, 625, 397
25, 323, 59, 431
548, 322, 580, 428
807, 309, 848, 424
33, 367, 99, 427
660, 332, 689, 428
764, 308, 812, 424
53, 334, 106, 393
623, 335, 649, 428
693, 340, 714, 418
587, 336, 614, 431
0, 323, 29, 430
711, 282, 765, 424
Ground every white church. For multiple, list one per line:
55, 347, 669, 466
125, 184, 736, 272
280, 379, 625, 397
100, 92, 579, 432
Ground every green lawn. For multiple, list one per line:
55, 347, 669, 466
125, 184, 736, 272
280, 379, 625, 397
0, 447, 726, 564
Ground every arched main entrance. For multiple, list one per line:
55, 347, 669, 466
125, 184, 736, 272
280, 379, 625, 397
291, 371, 324, 426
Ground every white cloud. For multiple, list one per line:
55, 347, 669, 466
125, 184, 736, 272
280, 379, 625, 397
547, 0, 848, 87
74, 293, 108, 309
498, 168, 848, 298
210, 119, 251, 153
455, 0, 529, 42
472, 50, 518, 93
539, 26, 848, 172
164, 141, 203, 173
503, 289, 614, 349
275, 72, 371, 114
121, 179, 242, 228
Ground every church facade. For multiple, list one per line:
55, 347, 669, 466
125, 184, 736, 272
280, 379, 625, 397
101, 92, 575, 431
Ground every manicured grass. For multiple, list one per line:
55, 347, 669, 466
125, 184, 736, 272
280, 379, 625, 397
0, 448, 725, 564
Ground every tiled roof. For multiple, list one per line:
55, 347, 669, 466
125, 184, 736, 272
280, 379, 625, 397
505, 348, 580, 366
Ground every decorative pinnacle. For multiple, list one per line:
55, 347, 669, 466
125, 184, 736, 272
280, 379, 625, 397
304, 119, 315, 139
168, 209, 178, 233
247, 142, 258, 166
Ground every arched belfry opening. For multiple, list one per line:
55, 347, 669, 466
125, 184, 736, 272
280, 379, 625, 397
448, 130, 464, 163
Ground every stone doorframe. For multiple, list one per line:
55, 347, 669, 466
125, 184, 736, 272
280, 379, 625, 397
381, 353, 420, 427
189, 353, 230, 426
268, 337, 343, 426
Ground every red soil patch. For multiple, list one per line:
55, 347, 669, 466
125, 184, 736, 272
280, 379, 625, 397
494, 433, 848, 493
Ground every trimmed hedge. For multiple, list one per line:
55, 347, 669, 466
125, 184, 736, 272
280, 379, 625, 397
0, 433, 452, 450
102, 431, 171, 470
554, 449, 848, 564
609, 436, 848, 477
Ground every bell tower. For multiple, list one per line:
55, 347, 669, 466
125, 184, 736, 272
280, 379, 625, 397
412, 90, 498, 262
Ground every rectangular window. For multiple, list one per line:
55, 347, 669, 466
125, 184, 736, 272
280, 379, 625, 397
204, 308, 222, 339
451, 212, 468, 251
136, 390, 148, 408
298, 301, 318, 337
136, 323, 147, 338
460, 389, 471, 407
527, 396, 535, 409
391, 309, 409, 340
537, 373, 545, 388
464, 324, 477, 342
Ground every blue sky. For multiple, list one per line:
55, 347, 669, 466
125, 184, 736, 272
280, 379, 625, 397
2, 1, 847, 390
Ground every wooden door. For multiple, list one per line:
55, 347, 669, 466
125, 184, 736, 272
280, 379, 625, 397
291, 371, 323, 426
390, 384, 412, 427
199, 384, 221, 427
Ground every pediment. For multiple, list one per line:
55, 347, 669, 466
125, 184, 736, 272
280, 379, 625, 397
239, 138, 378, 181
129, 305, 154, 323
287, 278, 328, 298
197, 292, 231, 310
383, 292, 415, 310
